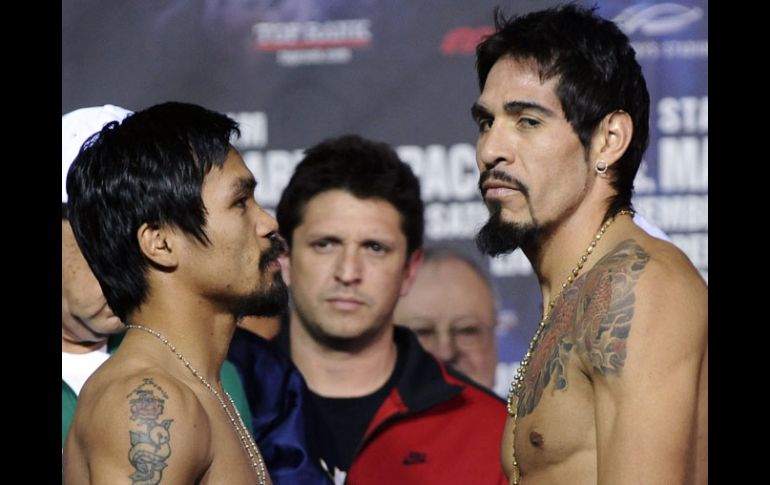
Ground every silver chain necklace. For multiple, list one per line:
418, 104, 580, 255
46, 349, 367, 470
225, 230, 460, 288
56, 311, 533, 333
126, 323, 267, 485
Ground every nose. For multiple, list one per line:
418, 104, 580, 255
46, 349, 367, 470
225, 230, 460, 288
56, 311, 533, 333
476, 122, 511, 172
434, 330, 459, 364
334, 246, 362, 286
255, 205, 279, 239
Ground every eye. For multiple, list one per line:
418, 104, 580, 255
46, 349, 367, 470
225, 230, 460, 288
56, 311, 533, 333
413, 327, 436, 338
454, 326, 482, 337
311, 239, 334, 252
477, 118, 493, 133
519, 117, 541, 128
365, 241, 388, 254
234, 197, 248, 209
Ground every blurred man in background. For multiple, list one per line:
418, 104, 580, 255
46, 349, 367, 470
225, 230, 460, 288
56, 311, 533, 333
62, 105, 135, 448
394, 246, 498, 390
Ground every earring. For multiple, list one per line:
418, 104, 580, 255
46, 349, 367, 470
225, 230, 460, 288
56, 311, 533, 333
594, 159, 608, 175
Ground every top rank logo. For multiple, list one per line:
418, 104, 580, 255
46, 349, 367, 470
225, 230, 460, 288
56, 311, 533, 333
252, 19, 371, 66
252, 19, 371, 51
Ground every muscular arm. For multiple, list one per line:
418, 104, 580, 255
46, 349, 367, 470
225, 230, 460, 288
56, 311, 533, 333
63, 374, 212, 484
577, 244, 707, 484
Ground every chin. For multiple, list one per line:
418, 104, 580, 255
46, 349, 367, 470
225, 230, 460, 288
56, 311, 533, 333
497, 205, 530, 225
93, 316, 126, 335
476, 202, 543, 257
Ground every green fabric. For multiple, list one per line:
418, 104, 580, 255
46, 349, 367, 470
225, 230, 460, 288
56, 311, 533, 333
62, 381, 78, 448
221, 359, 254, 432
107, 330, 125, 352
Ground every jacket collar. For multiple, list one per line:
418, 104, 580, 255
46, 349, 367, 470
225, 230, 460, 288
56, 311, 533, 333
278, 322, 464, 413
390, 325, 463, 414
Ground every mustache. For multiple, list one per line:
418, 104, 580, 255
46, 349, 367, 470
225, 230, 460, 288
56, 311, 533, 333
259, 235, 287, 272
478, 170, 529, 197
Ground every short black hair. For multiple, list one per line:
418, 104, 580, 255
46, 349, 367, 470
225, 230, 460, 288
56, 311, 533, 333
66, 101, 240, 322
476, 4, 649, 219
276, 134, 423, 258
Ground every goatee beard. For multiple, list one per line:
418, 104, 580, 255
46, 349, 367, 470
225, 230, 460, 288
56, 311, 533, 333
475, 202, 541, 256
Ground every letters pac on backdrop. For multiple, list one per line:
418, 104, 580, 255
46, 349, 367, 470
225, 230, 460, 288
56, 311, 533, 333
63, 0, 707, 395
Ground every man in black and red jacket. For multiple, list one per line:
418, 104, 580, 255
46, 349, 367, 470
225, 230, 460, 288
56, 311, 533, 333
275, 134, 508, 485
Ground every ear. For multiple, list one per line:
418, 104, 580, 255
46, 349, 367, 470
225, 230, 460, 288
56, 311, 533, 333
279, 253, 291, 286
590, 110, 633, 169
399, 247, 424, 297
137, 223, 178, 269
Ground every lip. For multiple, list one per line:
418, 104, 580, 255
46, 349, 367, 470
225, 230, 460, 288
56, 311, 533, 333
267, 259, 281, 272
326, 297, 365, 311
482, 181, 520, 200
482, 179, 517, 191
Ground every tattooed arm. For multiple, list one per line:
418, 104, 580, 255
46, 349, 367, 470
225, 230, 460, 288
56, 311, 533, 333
576, 242, 708, 485
63, 373, 212, 484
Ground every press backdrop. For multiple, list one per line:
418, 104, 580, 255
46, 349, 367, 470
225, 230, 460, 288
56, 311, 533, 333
63, 0, 708, 396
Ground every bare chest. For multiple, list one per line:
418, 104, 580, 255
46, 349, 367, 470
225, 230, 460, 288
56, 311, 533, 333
513, 362, 596, 474
201, 419, 271, 485
197, 392, 271, 485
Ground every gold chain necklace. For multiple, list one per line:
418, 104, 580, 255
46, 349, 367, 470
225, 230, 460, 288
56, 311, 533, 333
126, 323, 268, 485
505, 209, 633, 485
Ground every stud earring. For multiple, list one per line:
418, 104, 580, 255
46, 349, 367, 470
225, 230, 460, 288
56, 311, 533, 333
594, 159, 608, 175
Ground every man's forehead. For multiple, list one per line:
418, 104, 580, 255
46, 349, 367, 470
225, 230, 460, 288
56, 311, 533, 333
305, 191, 398, 217
299, 192, 404, 238
203, 150, 254, 183
479, 56, 562, 110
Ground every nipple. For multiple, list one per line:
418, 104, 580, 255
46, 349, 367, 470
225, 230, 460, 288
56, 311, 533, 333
529, 431, 544, 448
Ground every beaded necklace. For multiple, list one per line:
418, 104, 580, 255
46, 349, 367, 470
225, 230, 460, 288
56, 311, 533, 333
505, 209, 633, 484
126, 323, 268, 485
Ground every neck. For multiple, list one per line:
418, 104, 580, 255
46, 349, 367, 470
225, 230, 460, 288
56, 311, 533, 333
525, 205, 632, 312
126, 293, 237, 382
289, 314, 397, 398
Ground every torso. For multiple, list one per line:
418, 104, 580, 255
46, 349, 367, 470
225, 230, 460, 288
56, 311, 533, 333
503, 233, 707, 484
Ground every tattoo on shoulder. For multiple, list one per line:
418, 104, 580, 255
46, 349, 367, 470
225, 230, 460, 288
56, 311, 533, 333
126, 378, 174, 485
517, 239, 649, 417
575, 239, 649, 376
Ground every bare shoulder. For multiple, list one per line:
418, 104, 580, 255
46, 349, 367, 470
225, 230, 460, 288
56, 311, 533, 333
587, 234, 706, 328
64, 365, 212, 484
572, 235, 707, 377
574, 234, 708, 483
633, 234, 708, 336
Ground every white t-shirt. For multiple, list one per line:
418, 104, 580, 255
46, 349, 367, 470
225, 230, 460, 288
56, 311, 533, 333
633, 213, 671, 242
62, 345, 110, 396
